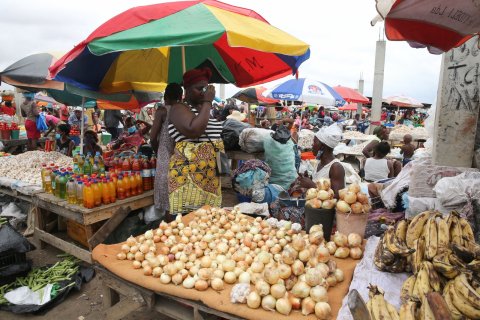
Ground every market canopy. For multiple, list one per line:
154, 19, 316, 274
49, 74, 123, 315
383, 94, 424, 107
49, 0, 311, 93
338, 103, 370, 112
371, 0, 480, 53
231, 86, 279, 105
333, 85, 370, 104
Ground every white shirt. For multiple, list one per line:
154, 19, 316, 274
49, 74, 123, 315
364, 158, 390, 182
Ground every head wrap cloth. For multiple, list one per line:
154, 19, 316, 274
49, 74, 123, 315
182, 68, 212, 88
314, 124, 343, 149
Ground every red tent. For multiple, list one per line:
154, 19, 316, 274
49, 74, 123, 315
339, 103, 370, 112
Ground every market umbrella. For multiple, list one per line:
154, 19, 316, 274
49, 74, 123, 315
0, 53, 162, 109
332, 86, 370, 104
49, 0, 310, 93
339, 103, 370, 112
264, 78, 345, 107
231, 86, 279, 104
383, 94, 424, 107
372, 0, 480, 53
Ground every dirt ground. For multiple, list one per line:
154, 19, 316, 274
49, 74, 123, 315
0, 183, 239, 320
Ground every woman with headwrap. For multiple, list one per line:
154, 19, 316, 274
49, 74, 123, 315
166, 68, 224, 217
298, 124, 346, 198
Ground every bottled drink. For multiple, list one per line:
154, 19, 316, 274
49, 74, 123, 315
67, 179, 77, 204
142, 157, 152, 191
135, 172, 143, 195
50, 167, 59, 195
92, 161, 99, 174
98, 154, 105, 174
92, 180, 102, 207
43, 165, 52, 193
77, 154, 85, 175
94, 152, 101, 165
122, 157, 131, 173
72, 153, 79, 174
123, 173, 131, 198
55, 172, 62, 197
83, 159, 92, 175
85, 152, 93, 166
58, 173, 68, 199
150, 156, 157, 185
114, 156, 122, 174
76, 181, 84, 205
83, 183, 95, 209
41, 163, 47, 190
129, 173, 137, 196
117, 176, 125, 200
102, 178, 110, 205
108, 179, 116, 203
132, 155, 141, 172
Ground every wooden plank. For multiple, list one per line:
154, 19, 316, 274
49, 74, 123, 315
105, 298, 144, 320
88, 207, 130, 249
33, 197, 84, 224
155, 298, 194, 320
33, 207, 46, 249
0, 187, 34, 203
34, 228, 92, 263
102, 286, 120, 308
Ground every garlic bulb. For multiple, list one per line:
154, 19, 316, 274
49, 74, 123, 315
230, 283, 250, 304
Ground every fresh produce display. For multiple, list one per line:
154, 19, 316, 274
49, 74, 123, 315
342, 131, 378, 141
0, 255, 79, 305
374, 210, 480, 319
335, 183, 371, 214
327, 232, 364, 260
305, 178, 336, 209
365, 285, 400, 319
0, 151, 72, 185
389, 125, 428, 141
115, 206, 357, 319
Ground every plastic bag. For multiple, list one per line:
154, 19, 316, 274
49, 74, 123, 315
239, 128, 273, 153
221, 119, 251, 151
35, 113, 48, 132
143, 205, 164, 224
271, 125, 291, 144
433, 172, 480, 209
263, 135, 297, 191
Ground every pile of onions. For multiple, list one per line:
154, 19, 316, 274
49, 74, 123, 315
332, 231, 364, 260
337, 183, 371, 214
115, 206, 348, 317
305, 179, 337, 209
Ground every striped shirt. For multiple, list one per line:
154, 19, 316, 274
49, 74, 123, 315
168, 106, 223, 142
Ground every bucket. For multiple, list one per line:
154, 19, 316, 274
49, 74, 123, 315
335, 210, 368, 238
304, 207, 335, 241
1, 130, 11, 140
10, 130, 19, 140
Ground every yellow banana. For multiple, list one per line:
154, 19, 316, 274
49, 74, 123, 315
459, 217, 475, 244
369, 285, 393, 320
420, 295, 435, 320
366, 299, 373, 319
399, 300, 417, 320
394, 219, 408, 243
453, 273, 480, 309
423, 261, 441, 292
411, 237, 425, 275
384, 226, 415, 256
449, 214, 463, 246
424, 216, 438, 260
412, 264, 431, 300
443, 282, 465, 320
400, 275, 416, 302
436, 217, 450, 253
432, 251, 459, 279
450, 281, 480, 319
386, 302, 399, 320
406, 211, 431, 248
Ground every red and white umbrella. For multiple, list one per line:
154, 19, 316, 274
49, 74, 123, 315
383, 94, 424, 107
333, 85, 370, 104
372, 0, 480, 53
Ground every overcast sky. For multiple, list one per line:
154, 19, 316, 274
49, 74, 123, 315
0, 0, 442, 104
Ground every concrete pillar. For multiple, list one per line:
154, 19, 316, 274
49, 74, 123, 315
219, 84, 226, 100
370, 40, 387, 133
357, 75, 365, 116
432, 37, 480, 167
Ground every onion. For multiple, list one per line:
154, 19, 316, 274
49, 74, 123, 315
130, 245, 139, 254
247, 292, 261, 309
336, 200, 351, 213
255, 280, 270, 297
285, 275, 297, 291
348, 233, 362, 248
182, 277, 195, 289
315, 301, 332, 320
305, 268, 321, 287
141, 260, 149, 269
277, 264, 292, 279
306, 188, 318, 200
152, 266, 163, 278
334, 247, 350, 258
198, 268, 212, 280
302, 297, 316, 315
292, 235, 306, 252
326, 275, 337, 287
117, 252, 126, 260
357, 192, 368, 204
316, 245, 330, 263
134, 251, 145, 262
211, 278, 224, 291
288, 293, 301, 310
261, 295, 276, 311
344, 191, 357, 204
292, 260, 305, 276
292, 281, 311, 298
310, 285, 328, 302
250, 261, 264, 273
333, 231, 348, 247
270, 283, 286, 299
239, 272, 251, 284
195, 279, 208, 291
276, 297, 292, 315
350, 247, 363, 259
315, 263, 330, 278
325, 241, 337, 254
309, 231, 324, 245
126, 252, 135, 261
264, 267, 280, 285
121, 244, 131, 253
299, 249, 310, 262
160, 273, 171, 284
348, 183, 361, 193
126, 236, 136, 246
317, 190, 330, 201
224, 271, 237, 284
143, 265, 153, 276
132, 260, 142, 269
223, 259, 236, 272
363, 203, 372, 213
351, 202, 364, 214
200, 256, 212, 268
334, 269, 344, 282
322, 199, 336, 209
213, 269, 224, 279
144, 229, 154, 240
172, 273, 183, 285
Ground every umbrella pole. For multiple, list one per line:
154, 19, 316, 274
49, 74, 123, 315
181, 46, 186, 74
80, 96, 85, 155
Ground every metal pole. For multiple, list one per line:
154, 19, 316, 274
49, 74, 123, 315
181, 46, 186, 74
80, 96, 85, 155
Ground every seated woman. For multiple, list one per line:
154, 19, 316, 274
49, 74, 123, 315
55, 123, 75, 157
84, 130, 103, 156
363, 142, 394, 182
111, 116, 152, 151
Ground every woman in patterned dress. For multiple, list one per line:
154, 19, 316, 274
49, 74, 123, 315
166, 68, 224, 218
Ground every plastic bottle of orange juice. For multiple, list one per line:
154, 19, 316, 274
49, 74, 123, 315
102, 178, 110, 205
83, 183, 95, 209
135, 172, 143, 194
92, 180, 102, 207
123, 173, 131, 198
117, 176, 125, 200
108, 179, 116, 203
129, 173, 137, 196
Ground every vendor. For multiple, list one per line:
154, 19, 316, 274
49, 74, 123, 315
55, 123, 75, 157
83, 130, 103, 156
43, 114, 62, 137
298, 124, 345, 198
362, 125, 389, 158
20, 93, 40, 151
1, 101, 16, 116
400, 134, 415, 166
68, 106, 88, 131
364, 142, 394, 182
112, 116, 152, 151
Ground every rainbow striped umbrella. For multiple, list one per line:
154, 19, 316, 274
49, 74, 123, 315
50, 0, 310, 93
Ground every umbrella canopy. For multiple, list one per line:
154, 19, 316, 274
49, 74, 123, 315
338, 103, 370, 112
264, 78, 345, 106
384, 95, 424, 107
0, 53, 161, 109
49, 0, 310, 93
372, 0, 480, 53
332, 85, 370, 104
231, 86, 279, 104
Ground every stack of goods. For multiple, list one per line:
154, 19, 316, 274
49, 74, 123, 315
374, 210, 480, 319
69, 125, 81, 137
115, 206, 363, 319
389, 125, 428, 141
0, 121, 19, 140
342, 131, 377, 141
325, 232, 364, 260
297, 129, 315, 150
335, 184, 371, 215
365, 285, 400, 319
305, 179, 336, 210
0, 151, 72, 186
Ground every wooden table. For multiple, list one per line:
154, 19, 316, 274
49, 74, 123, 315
94, 266, 243, 320
32, 190, 154, 263
0, 137, 47, 154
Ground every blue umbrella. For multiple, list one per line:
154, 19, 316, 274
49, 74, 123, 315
265, 78, 345, 107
